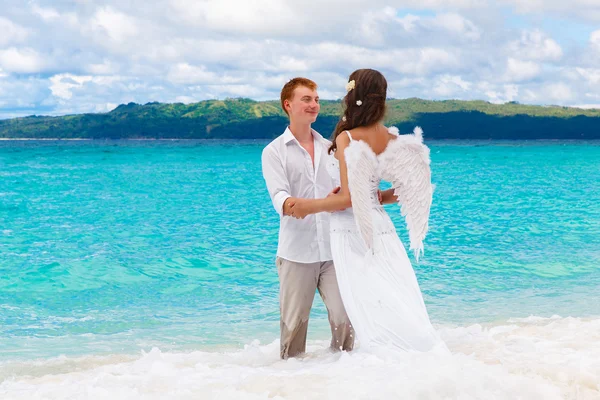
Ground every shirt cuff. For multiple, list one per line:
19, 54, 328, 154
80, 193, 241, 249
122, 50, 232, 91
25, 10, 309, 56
273, 192, 291, 217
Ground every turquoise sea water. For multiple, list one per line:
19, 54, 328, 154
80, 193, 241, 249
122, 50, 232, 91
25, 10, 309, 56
1, 139, 599, 365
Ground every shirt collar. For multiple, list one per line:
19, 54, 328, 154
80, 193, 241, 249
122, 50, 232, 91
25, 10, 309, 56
283, 126, 328, 145
282, 126, 296, 144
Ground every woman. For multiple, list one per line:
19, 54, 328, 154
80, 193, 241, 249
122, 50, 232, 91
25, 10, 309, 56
290, 69, 446, 355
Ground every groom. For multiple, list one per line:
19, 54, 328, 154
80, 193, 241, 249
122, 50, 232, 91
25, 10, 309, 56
261, 77, 354, 359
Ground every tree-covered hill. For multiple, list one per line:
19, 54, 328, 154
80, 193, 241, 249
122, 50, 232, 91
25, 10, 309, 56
1, 98, 599, 140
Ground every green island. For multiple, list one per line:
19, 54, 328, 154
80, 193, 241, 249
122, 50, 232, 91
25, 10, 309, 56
1, 98, 599, 140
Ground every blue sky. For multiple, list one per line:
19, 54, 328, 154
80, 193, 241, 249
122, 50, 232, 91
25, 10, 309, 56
1, 0, 600, 118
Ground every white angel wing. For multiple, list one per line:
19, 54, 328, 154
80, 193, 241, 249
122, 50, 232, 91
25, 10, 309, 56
344, 140, 378, 250
380, 126, 433, 261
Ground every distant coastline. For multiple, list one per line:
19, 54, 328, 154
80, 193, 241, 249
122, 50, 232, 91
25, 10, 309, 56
2, 98, 600, 140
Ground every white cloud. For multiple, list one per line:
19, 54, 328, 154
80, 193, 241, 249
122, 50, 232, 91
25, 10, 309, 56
387, 0, 487, 8
174, 96, 198, 104
49, 73, 122, 100
433, 13, 481, 40
31, 5, 61, 21
0, 76, 50, 117
94, 102, 118, 112
89, 7, 138, 42
305, 43, 462, 75
591, 30, 600, 52
545, 82, 574, 102
0, 0, 599, 117
434, 75, 472, 96
273, 56, 311, 72
85, 60, 120, 75
169, 0, 332, 36
355, 9, 481, 48
0, 17, 29, 46
0, 48, 45, 74
169, 0, 485, 41
167, 64, 219, 85
507, 30, 562, 62
49, 74, 94, 100
584, 92, 600, 101
505, 58, 541, 82
395, 14, 421, 32
391, 47, 461, 75
501, 0, 600, 22
575, 68, 600, 85
479, 82, 519, 103
572, 103, 600, 109
207, 84, 264, 98
516, 80, 574, 105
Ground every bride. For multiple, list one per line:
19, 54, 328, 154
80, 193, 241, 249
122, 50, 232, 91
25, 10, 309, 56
290, 69, 446, 354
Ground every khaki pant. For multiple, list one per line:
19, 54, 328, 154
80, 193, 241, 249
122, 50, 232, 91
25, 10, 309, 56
276, 257, 354, 359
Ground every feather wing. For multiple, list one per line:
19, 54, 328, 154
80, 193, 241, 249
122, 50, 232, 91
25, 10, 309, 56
344, 140, 378, 250
380, 126, 433, 261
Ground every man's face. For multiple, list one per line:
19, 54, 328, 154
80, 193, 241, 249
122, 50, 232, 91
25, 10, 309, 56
285, 86, 320, 124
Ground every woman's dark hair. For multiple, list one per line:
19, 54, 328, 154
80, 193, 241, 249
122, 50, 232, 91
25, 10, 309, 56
328, 69, 387, 154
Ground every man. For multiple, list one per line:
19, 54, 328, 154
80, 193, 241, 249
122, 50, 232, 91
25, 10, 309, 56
261, 78, 354, 359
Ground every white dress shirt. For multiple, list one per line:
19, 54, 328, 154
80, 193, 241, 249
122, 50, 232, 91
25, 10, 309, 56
261, 127, 335, 263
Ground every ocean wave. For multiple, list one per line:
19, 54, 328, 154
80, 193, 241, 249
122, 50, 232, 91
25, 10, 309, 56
1, 316, 598, 399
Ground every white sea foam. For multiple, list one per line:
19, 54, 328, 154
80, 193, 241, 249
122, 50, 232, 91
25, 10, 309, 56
1, 316, 599, 399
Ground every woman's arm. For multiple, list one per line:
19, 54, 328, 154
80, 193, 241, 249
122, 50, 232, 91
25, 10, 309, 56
290, 133, 352, 219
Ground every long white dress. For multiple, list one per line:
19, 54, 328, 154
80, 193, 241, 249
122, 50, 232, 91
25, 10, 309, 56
326, 127, 447, 355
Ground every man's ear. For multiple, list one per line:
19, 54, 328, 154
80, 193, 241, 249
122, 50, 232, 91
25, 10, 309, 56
284, 100, 291, 112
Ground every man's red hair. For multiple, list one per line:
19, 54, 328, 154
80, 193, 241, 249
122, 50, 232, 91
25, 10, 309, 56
280, 77, 318, 116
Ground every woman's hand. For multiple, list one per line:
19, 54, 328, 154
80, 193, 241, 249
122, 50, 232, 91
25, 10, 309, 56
380, 189, 398, 205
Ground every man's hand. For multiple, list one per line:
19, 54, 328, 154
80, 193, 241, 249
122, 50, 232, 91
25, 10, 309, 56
327, 186, 349, 212
282, 197, 296, 216
328, 187, 341, 197
290, 199, 310, 219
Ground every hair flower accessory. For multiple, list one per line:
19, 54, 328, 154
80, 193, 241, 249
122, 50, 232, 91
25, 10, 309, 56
345, 80, 355, 92
342, 116, 347, 121
356, 100, 363, 106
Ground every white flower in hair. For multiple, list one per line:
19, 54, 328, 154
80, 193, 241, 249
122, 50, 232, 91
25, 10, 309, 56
345, 80, 355, 92
342, 116, 347, 121
356, 100, 362, 106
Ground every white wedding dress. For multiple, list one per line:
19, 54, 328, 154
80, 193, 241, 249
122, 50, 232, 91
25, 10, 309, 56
326, 127, 447, 355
